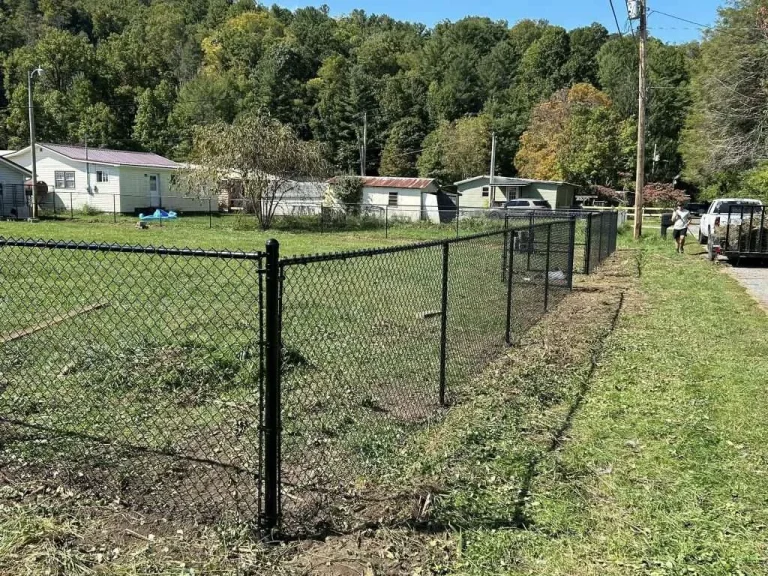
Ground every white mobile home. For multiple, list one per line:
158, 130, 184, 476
2, 144, 196, 214
455, 176, 579, 209
328, 176, 454, 223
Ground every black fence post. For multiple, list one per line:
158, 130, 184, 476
505, 230, 515, 345
385, 205, 388, 239
69, 192, 74, 219
544, 223, 552, 312
439, 242, 449, 406
263, 239, 282, 532
527, 213, 534, 272
209, 197, 213, 229
455, 205, 460, 239
567, 216, 576, 289
320, 205, 325, 234
501, 229, 508, 283
113, 195, 117, 223
584, 213, 593, 274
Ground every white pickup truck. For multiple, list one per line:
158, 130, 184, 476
698, 198, 764, 245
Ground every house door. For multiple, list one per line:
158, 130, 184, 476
149, 174, 160, 206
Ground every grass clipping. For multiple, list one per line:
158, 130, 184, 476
716, 219, 768, 252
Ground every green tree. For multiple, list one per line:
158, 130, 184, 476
515, 84, 624, 186
681, 0, 768, 189
133, 80, 177, 155
187, 113, 328, 229
564, 23, 609, 85
417, 115, 491, 185
379, 117, 425, 176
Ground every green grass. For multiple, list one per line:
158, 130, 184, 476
0, 210, 576, 530
395, 229, 768, 575
0, 213, 511, 255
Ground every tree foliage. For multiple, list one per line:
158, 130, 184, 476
186, 113, 328, 229
681, 0, 768, 198
515, 84, 627, 186
0, 0, 692, 187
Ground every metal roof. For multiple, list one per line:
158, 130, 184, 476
0, 155, 31, 176
37, 143, 180, 169
454, 175, 578, 187
359, 176, 436, 189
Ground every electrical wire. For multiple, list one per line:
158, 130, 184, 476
608, 0, 624, 37
647, 8, 711, 29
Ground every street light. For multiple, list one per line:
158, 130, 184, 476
28, 67, 43, 219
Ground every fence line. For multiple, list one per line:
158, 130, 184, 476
0, 216, 618, 535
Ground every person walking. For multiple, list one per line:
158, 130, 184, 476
671, 202, 691, 253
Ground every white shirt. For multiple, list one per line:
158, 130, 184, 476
672, 209, 690, 230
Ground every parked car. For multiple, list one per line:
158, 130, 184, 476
698, 198, 764, 245
488, 199, 553, 219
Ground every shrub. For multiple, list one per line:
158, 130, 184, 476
331, 176, 364, 214
232, 213, 259, 231
81, 204, 103, 216
643, 182, 689, 207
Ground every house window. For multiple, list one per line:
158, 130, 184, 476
55, 171, 75, 189
96, 170, 108, 183
482, 186, 490, 197
388, 191, 398, 206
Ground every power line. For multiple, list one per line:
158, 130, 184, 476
647, 8, 710, 29
608, 0, 624, 37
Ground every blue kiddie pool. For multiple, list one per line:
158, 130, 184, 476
139, 209, 178, 222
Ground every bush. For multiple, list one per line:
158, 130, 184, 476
643, 182, 689, 207
232, 213, 259, 231
331, 176, 364, 213
81, 204, 103, 216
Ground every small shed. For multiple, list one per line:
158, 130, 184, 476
359, 176, 445, 222
0, 155, 32, 217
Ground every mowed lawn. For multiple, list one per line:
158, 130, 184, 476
439, 233, 768, 575
0, 214, 502, 254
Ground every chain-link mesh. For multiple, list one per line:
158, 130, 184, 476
278, 243, 444, 530
272, 223, 579, 530
0, 216, 618, 534
0, 239, 264, 523
584, 212, 617, 273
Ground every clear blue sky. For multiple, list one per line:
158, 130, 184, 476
285, 0, 723, 44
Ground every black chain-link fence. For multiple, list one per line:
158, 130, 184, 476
0, 215, 618, 535
268, 219, 579, 531
0, 239, 265, 523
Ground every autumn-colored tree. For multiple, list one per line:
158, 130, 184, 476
515, 83, 626, 186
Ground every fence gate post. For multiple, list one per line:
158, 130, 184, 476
209, 197, 213, 229
544, 223, 552, 312
263, 239, 282, 531
505, 230, 515, 345
566, 216, 576, 289
455, 202, 460, 239
113, 195, 117, 223
584, 213, 593, 274
527, 213, 534, 271
439, 242, 449, 406
385, 205, 388, 239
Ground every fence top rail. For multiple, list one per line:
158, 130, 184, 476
0, 237, 265, 260
279, 219, 570, 267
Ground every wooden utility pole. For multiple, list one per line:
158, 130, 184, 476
633, 0, 647, 239
489, 132, 497, 207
